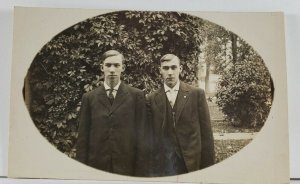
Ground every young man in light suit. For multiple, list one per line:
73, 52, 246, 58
76, 50, 148, 176
147, 54, 215, 176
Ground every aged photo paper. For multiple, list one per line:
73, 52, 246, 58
8, 7, 289, 183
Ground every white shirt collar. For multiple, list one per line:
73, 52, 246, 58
164, 81, 180, 92
104, 80, 121, 91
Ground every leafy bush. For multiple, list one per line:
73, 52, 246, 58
26, 11, 205, 156
215, 39, 273, 128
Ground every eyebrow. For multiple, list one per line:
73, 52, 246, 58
162, 65, 178, 68
104, 63, 121, 66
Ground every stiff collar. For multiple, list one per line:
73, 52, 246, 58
104, 80, 121, 91
164, 81, 180, 92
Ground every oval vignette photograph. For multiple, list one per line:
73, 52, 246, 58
23, 11, 274, 177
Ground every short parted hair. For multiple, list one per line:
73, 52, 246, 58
101, 50, 124, 64
160, 54, 181, 64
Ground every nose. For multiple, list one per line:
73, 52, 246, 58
109, 66, 115, 73
167, 68, 173, 75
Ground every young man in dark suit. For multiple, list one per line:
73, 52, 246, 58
147, 54, 215, 176
76, 50, 148, 176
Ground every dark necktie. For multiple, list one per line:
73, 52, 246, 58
108, 88, 114, 105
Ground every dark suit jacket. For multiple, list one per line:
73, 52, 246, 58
147, 82, 215, 176
76, 82, 148, 176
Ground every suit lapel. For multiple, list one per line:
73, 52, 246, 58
175, 82, 190, 123
154, 87, 167, 128
110, 82, 128, 113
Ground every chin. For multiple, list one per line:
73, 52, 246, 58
166, 82, 175, 87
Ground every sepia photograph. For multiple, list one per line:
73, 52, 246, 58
8, 7, 289, 183
23, 10, 273, 177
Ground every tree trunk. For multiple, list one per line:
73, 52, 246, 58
231, 33, 237, 64
205, 62, 210, 93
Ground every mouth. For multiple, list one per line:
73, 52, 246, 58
166, 78, 174, 81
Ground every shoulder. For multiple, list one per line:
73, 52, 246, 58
181, 82, 205, 95
123, 83, 143, 94
82, 86, 102, 99
122, 83, 146, 100
147, 88, 162, 100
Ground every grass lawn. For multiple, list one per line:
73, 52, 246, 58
214, 139, 252, 163
212, 120, 262, 133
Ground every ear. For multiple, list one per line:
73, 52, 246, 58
122, 64, 126, 72
179, 65, 183, 72
100, 64, 104, 72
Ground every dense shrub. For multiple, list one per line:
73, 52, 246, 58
215, 40, 273, 128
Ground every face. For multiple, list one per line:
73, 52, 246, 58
101, 55, 125, 87
160, 57, 182, 88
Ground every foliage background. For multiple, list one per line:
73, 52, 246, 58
25, 11, 273, 160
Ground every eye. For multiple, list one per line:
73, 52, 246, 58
113, 64, 120, 68
105, 63, 112, 67
171, 66, 178, 70
162, 66, 169, 70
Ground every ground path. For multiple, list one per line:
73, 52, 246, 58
213, 132, 257, 140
